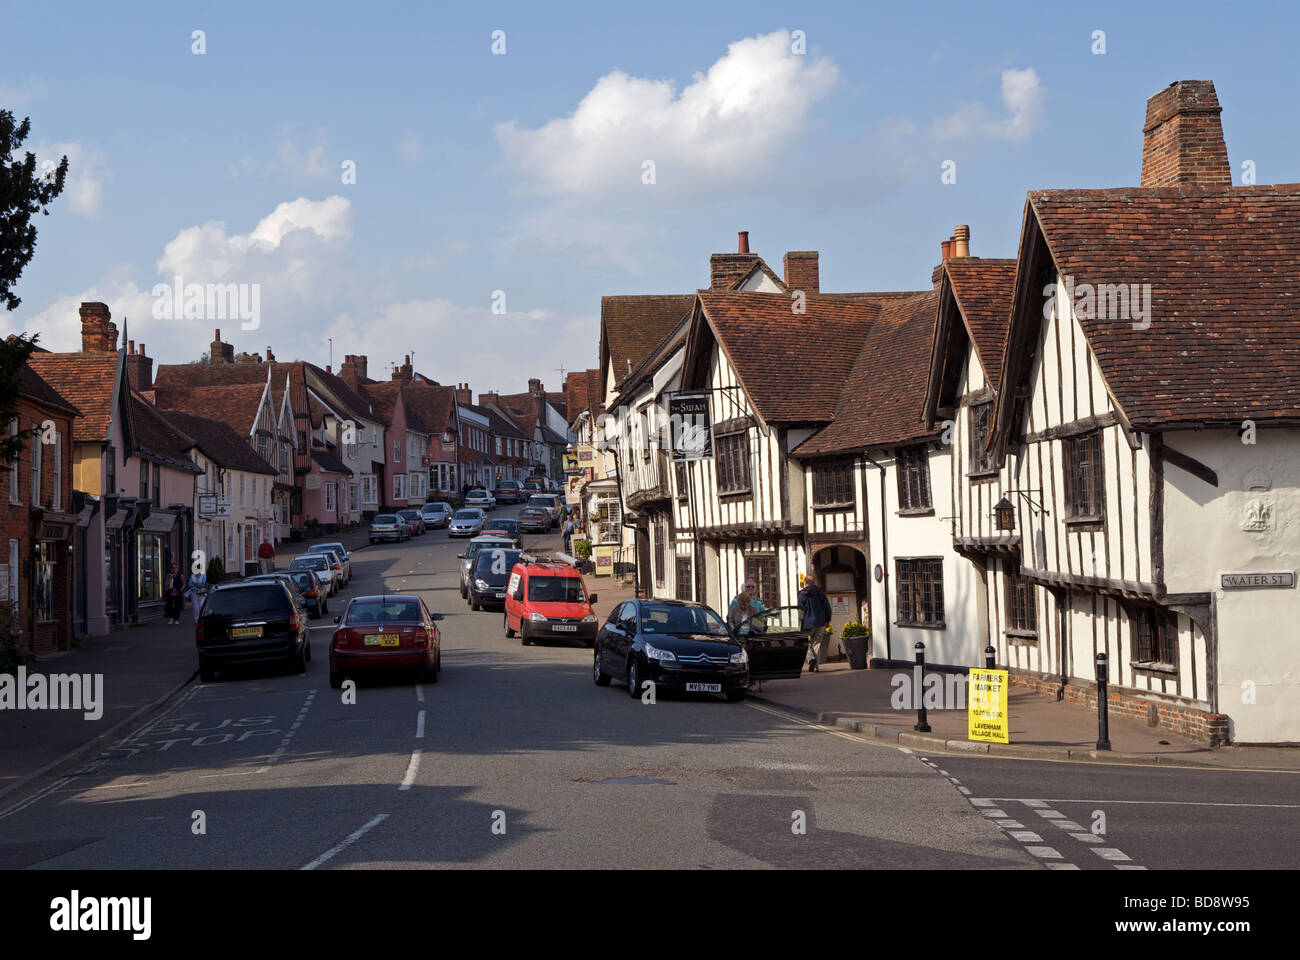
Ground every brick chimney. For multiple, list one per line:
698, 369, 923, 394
266, 346, 276, 363
528, 378, 544, 397
783, 251, 819, 295
1141, 80, 1231, 188
391, 355, 413, 384
79, 302, 118, 353
455, 382, 472, 405
952, 225, 970, 257
479, 391, 500, 407
339, 354, 369, 390
125, 341, 153, 392
209, 328, 234, 363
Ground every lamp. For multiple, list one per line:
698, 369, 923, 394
993, 496, 1016, 531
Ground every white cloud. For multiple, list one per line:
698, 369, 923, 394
230, 129, 334, 181
932, 68, 1045, 142
23, 140, 111, 218
496, 30, 838, 197
398, 133, 421, 166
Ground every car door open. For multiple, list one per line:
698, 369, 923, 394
735, 605, 809, 681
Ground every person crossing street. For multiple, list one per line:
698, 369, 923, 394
798, 572, 833, 672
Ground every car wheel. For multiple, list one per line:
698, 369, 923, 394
329, 668, 344, 689
726, 689, 746, 703
471, 597, 481, 611
593, 648, 611, 686
199, 660, 216, 683
291, 642, 307, 675
504, 612, 515, 637
521, 627, 530, 646
304, 638, 312, 662
369, 539, 376, 545
626, 657, 642, 698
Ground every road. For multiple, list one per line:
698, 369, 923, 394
0, 506, 1293, 870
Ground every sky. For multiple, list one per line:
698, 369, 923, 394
3, 0, 1297, 396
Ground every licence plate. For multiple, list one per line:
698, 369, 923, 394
230, 626, 262, 639
365, 634, 400, 647
686, 683, 722, 693
551, 624, 577, 632
495, 592, 506, 599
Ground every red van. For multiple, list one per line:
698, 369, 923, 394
503, 558, 599, 646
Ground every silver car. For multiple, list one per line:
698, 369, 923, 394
421, 501, 453, 529
307, 543, 352, 584
464, 489, 496, 512
370, 513, 410, 543
289, 553, 340, 596
448, 508, 487, 538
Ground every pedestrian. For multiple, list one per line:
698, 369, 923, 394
726, 588, 758, 633
798, 572, 833, 672
563, 514, 575, 554
729, 578, 766, 621
257, 536, 275, 574
164, 562, 186, 624
188, 566, 209, 623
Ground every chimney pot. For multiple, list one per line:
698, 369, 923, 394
953, 225, 970, 258
941, 240, 952, 261
737, 231, 750, 254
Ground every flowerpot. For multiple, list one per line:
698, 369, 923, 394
845, 635, 869, 670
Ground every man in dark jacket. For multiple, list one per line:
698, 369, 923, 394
798, 574, 833, 671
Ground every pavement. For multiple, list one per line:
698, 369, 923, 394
587, 576, 1300, 772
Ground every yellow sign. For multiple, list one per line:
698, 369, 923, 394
967, 668, 1010, 744
562, 451, 581, 473
576, 444, 596, 465
592, 545, 616, 577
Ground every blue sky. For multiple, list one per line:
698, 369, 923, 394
4, 0, 1297, 393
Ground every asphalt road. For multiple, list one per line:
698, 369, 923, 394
0, 506, 1292, 870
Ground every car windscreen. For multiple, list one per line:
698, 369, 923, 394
346, 600, 422, 624
639, 604, 730, 637
373, 515, 398, 523
290, 556, 327, 570
488, 520, 518, 533
474, 549, 521, 575
204, 586, 290, 618
453, 510, 481, 520
312, 544, 346, 556
527, 496, 552, 507
289, 572, 316, 590
527, 576, 586, 603
397, 511, 418, 519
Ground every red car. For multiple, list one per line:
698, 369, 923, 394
329, 594, 443, 688
396, 509, 426, 535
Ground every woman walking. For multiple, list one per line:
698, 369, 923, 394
164, 562, 187, 624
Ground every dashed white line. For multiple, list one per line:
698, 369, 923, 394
259, 689, 317, 773
301, 814, 389, 870
1026, 846, 1063, 859
415, 684, 424, 703
415, 710, 426, 739
1093, 847, 1133, 862
399, 750, 421, 791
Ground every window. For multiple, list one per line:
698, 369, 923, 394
813, 460, 854, 507
1005, 563, 1037, 633
967, 401, 995, 475
896, 446, 932, 511
324, 481, 337, 514
138, 460, 148, 503
362, 475, 378, 505
153, 461, 161, 506
716, 432, 751, 494
239, 474, 246, 507
896, 558, 945, 627
297, 430, 307, 454
394, 438, 401, 462
8, 418, 19, 503
1132, 605, 1177, 665
495, 437, 502, 456
745, 555, 779, 607
675, 462, 688, 501
1063, 432, 1104, 519
34, 541, 55, 622
280, 442, 290, 475
393, 473, 408, 501
52, 432, 62, 511
675, 556, 693, 601
106, 445, 116, 496
257, 433, 269, 462
8, 540, 19, 608
654, 520, 667, 584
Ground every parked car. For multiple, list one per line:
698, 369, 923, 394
592, 599, 750, 702
289, 553, 340, 596
522, 478, 544, 495
421, 501, 453, 529
503, 558, 599, 646
196, 580, 310, 682
311, 546, 349, 589
370, 513, 410, 543
468, 547, 523, 610
458, 535, 516, 598
448, 508, 487, 538
517, 503, 553, 533
482, 517, 522, 548
328, 594, 443, 689
493, 479, 524, 504
527, 493, 564, 523
287, 569, 328, 618
307, 542, 352, 584
465, 488, 496, 511
396, 509, 426, 536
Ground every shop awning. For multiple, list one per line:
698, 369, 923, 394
139, 510, 179, 534
105, 508, 129, 530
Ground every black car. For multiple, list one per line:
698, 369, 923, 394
244, 572, 315, 620
286, 569, 328, 617
592, 599, 810, 702
518, 505, 552, 533
196, 580, 311, 681
467, 547, 522, 610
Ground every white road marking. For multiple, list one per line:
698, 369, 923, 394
1026, 846, 1063, 859
1010, 831, 1043, 843
996, 798, 1300, 809
1115, 864, 1148, 870
1052, 820, 1085, 831
1071, 832, 1104, 844
258, 689, 317, 773
415, 710, 425, 739
1094, 847, 1132, 861
981, 809, 1009, 818
994, 819, 1025, 828
1037, 810, 1065, 819
399, 750, 422, 790
415, 684, 424, 703
301, 814, 389, 870
1045, 862, 1081, 870
970, 798, 996, 807
957, 786, 972, 795
1021, 799, 1048, 808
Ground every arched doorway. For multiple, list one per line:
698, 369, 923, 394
810, 544, 868, 660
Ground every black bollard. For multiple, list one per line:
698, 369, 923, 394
984, 644, 996, 669
1095, 651, 1111, 751
913, 640, 931, 732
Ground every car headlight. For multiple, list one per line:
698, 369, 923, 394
730, 648, 749, 664
644, 642, 676, 662
582, 614, 597, 623
474, 579, 490, 590
529, 612, 547, 622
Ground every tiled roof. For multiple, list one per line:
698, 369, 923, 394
153, 383, 267, 437
155, 360, 374, 425
794, 291, 941, 455
26, 353, 120, 443
1024, 184, 1300, 427
696, 291, 909, 423
310, 447, 352, 475
708, 254, 787, 292
601, 295, 696, 386
131, 394, 204, 470
402, 383, 455, 436
565, 367, 602, 425
19, 365, 80, 417
486, 407, 529, 440
159, 410, 277, 474
360, 381, 400, 427
941, 258, 1017, 392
